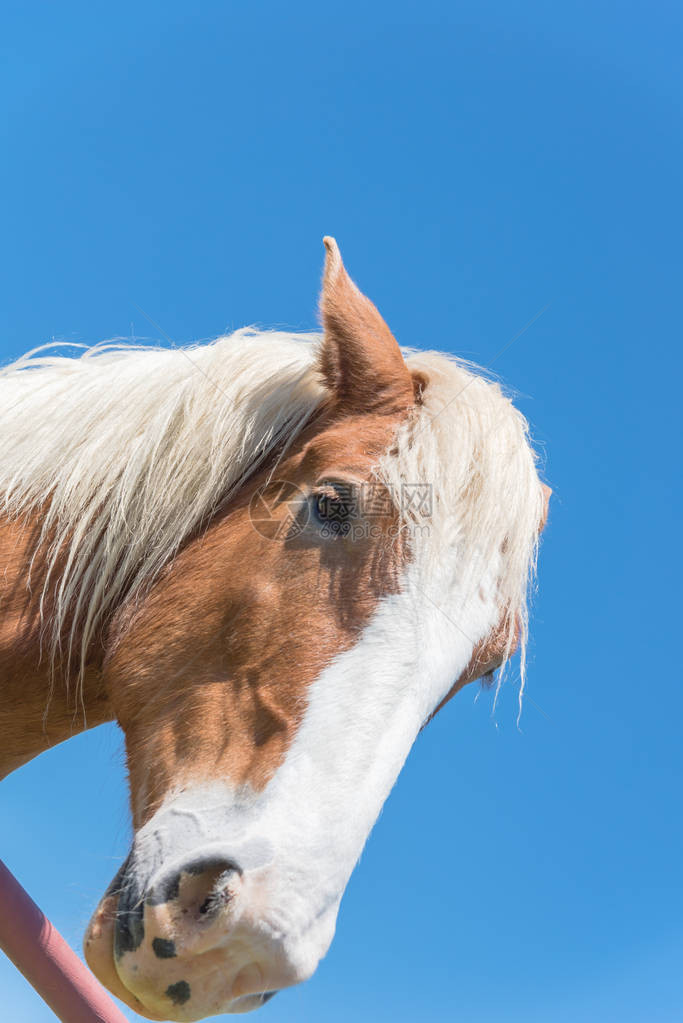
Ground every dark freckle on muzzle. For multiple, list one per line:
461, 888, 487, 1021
152, 937, 176, 959
166, 980, 191, 1005
115, 884, 145, 958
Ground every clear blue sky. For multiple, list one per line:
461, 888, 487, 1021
1, 2, 681, 1020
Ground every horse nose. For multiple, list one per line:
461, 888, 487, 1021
99, 848, 329, 1019
152, 855, 242, 917
148, 856, 242, 945
115, 855, 243, 961
108, 854, 295, 1017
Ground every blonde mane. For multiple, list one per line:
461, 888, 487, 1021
0, 331, 543, 711
0, 331, 325, 687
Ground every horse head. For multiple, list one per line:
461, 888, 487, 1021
84, 239, 549, 1019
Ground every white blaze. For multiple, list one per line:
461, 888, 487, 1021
128, 554, 501, 983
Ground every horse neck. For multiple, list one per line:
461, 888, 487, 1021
0, 512, 113, 780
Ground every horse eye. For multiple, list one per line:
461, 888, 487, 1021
314, 493, 346, 523
312, 484, 355, 529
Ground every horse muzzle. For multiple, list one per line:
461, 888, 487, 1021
84, 851, 312, 1020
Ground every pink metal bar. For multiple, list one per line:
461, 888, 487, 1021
0, 859, 130, 1023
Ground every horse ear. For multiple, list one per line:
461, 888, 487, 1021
318, 237, 416, 414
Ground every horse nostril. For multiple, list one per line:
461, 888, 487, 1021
149, 856, 242, 924
199, 891, 224, 916
183, 855, 242, 879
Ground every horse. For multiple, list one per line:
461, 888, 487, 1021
0, 238, 549, 1020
